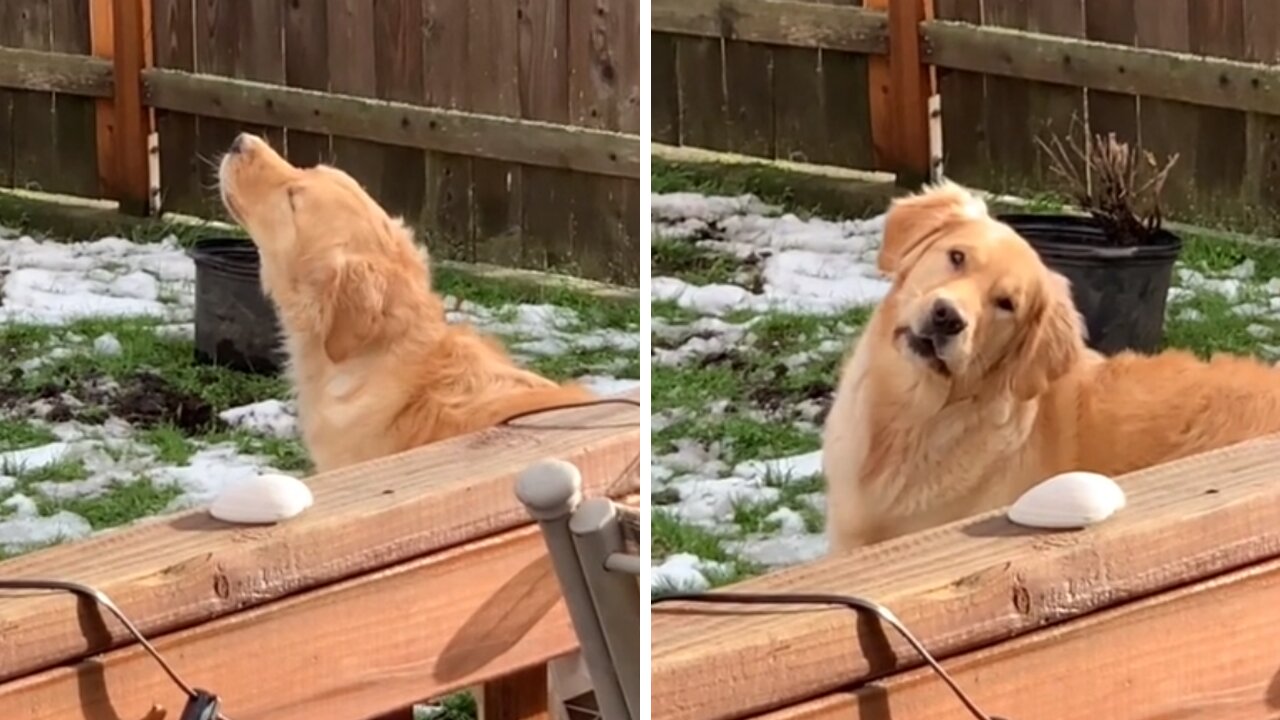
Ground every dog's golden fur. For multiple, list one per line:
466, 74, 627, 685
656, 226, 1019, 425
218, 133, 594, 473
823, 182, 1280, 551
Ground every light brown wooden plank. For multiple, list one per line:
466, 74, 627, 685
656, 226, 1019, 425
652, 435, 1280, 720
1083, 0, 1138, 147
0, 394, 639, 681
756, 556, 1280, 720
885, 0, 933, 184
0, 526, 574, 720
651, 0, 889, 54
921, 19, 1280, 117
109, 0, 150, 215
864, 0, 891, 170
88, 0, 115, 198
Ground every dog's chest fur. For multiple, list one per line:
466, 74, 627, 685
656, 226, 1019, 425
823, 344, 1041, 548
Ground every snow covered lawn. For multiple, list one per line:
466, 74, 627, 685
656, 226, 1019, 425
650, 187, 1280, 593
0, 228, 639, 560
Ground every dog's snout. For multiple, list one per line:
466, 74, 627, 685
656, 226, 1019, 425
928, 299, 966, 337
229, 133, 248, 155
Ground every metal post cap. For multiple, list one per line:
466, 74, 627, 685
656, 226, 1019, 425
515, 458, 583, 520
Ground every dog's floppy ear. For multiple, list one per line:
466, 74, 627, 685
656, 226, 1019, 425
879, 181, 988, 275
1006, 273, 1086, 401
308, 257, 393, 363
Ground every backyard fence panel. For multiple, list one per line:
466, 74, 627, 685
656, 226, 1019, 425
1083, 0, 1139, 149
422, 0, 476, 264
1241, 0, 1280, 214
325, 0, 387, 209
1133, 0, 1199, 213
977, 0, 1035, 192
518, 0, 576, 271
4, 0, 51, 191
0, 0, 98, 197
469, 0, 524, 268
1022, 1, 1083, 188
772, 0, 874, 169
284, 0, 333, 169
933, 0, 986, 187
569, 0, 641, 283
49, 0, 99, 199
152, 0, 201, 217
372, 0, 428, 225
724, 36, 774, 158
651, 33, 679, 145
1187, 0, 1249, 219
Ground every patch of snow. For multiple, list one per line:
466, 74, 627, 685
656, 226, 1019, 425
0, 442, 71, 474
578, 376, 641, 397
220, 400, 299, 439
650, 552, 734, 593
729, 534, 828, 569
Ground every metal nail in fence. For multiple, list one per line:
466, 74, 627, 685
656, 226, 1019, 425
652, 591, 1009, 720
0, 579, 229, 720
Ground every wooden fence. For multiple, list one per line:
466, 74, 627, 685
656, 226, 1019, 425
652, 435, 1280, 719
0, 0, 640, 284
0, 397, 639, 720
653, 0, 1280, 231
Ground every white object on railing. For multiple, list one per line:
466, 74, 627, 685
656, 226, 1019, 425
209, 473, 313, 524
1007, 471, 1126, 529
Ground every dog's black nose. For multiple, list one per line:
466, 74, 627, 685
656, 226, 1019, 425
229, 134, 247, 154
928, 299, 966, 337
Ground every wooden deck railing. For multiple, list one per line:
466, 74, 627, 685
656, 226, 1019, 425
0, 393, 639, 720
652, 435, 1280, 719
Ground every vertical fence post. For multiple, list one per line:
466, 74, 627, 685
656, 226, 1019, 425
104, 0, 152, 216
868, 0, 936, 187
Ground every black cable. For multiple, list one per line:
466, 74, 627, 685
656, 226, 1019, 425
652, 591, 1008, 720
0, 579, 230, 720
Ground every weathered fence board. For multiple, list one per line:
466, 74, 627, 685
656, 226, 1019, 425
652, 0, 879, 171
0, 1, 640, 284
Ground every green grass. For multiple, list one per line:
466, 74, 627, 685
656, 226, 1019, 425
651, 238, 743, 286
0, 420, 57, 453
651, 510, 761, 590
417, 692, 477, 720
40, 477, 182, 530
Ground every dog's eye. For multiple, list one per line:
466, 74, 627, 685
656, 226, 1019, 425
948, 249, 965, 268
995, 296, 1016, 312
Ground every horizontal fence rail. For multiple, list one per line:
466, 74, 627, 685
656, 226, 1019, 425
651, 0, 889, 54
0, 47, 112, 97
141, 70, 640, 179
922, 20, 1280, 117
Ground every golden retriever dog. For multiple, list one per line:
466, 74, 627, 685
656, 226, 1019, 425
823, 181, 1280, 551
218, 133, 595, 473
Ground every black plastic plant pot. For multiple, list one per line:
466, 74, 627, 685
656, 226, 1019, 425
998, 214, 1182, 356
188, 238, 286, 375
